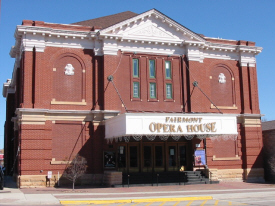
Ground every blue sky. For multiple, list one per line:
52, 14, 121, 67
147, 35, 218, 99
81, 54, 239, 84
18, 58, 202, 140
0, 0, 275, 149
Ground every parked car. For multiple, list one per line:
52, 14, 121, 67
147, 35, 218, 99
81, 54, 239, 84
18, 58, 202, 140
0, 166, 4, 190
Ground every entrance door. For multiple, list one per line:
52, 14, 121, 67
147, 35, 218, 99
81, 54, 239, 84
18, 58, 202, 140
142, 144, 165, 172
167, 143, 187, 171
117, 145, 127, 173
143, 145, 152, 172
128, 144, 139, 172
117, 144, 140, 173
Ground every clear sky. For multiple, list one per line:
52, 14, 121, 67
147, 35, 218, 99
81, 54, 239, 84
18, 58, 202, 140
1, 0, 275, 149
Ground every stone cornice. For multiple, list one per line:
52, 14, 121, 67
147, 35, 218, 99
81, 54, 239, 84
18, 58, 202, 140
2, 79, 13, 98
237, 114, 263, 127
15, 25, 96, 39
10, 25, 97, 57
14, 109, 120, 125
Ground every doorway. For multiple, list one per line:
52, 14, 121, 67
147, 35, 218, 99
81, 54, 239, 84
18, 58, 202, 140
117, 141, 191, 173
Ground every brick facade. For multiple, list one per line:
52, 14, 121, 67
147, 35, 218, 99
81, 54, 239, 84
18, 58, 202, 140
2, 9, 264, 187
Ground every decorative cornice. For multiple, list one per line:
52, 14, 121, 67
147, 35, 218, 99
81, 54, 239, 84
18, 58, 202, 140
15, 25, 96, 39
2, 79, 13, 98
100, 9, 205, 43
237, 114, 263, 127
14, 109, 120, 125
10, 25, 97, 57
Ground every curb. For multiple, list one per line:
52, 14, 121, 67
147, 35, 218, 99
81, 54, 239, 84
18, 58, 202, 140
60, 196, 213, 204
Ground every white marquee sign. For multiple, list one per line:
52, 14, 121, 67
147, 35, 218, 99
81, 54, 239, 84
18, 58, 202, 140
105, 113, 238, 139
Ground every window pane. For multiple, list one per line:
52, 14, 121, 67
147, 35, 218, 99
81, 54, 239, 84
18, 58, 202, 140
118, 146, 126, 168
130, 146, 138, 167
179, 146, 186, 166
155, 146, 163, 167
169, 146, 176, 167
150, 83, 156, 98
144, 146, 151, 167
133, 82, 140, 98
166, 83, 172, 99
149, 60, 155, 78
133, 59, 139, 77
165, 61, 171, 79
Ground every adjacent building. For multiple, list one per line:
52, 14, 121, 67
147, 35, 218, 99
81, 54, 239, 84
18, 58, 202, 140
2, 9, 264, 187
262, 120, 275, 182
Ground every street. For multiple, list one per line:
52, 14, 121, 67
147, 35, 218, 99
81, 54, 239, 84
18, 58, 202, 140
58, 187, 275, 206
1, 178, 275, 206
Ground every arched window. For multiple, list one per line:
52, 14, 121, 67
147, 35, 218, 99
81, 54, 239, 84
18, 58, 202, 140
210, 64, 236, 108
52, 54, 85, 103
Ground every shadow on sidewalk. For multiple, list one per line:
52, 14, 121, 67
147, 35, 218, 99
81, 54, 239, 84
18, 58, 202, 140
3, 176, 17, 189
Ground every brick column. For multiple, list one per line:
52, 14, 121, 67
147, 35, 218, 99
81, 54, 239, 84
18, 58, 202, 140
22, 51, 34, 108
239, 64, 251, 114
248, 65, 260, 114
241, 118, 264, 182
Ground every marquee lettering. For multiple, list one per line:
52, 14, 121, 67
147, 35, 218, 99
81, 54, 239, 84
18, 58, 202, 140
149, 117, 217, 134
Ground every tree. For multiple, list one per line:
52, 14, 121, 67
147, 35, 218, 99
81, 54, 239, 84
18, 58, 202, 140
63, 154, 87, 190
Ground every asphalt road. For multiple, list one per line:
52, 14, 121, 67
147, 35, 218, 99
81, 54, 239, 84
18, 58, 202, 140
58, 188, 275, 206
2, 177, 275, 206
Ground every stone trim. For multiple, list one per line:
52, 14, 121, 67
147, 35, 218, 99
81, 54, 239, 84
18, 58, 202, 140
207, 168, 264, 183
14, 108, 120, 125
51, 99, 87, 105
17, 173, 104, 188
237, 115, 262, 127
212, 155, 240, 161
211, 104, 237, 110
50, 158, 71, 165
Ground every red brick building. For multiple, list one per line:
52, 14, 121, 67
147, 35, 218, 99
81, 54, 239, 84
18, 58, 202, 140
2, 9, 264, 188
262, 120, 275, 182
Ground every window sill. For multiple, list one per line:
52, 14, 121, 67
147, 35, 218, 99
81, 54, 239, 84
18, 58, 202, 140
131, 98, 142, 102
147, 99, 159, 102
210, 104, 237, 110
212, 155, 240, 161
50, 158, 71, 165
51, 99, 87, 106
164, 99, 175, 102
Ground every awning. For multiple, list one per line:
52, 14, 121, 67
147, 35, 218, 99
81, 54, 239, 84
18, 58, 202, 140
105, 113, 238, 140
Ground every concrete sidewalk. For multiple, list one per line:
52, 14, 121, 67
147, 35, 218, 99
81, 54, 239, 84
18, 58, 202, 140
1, 176, 275, 205
0, 176, 60, 205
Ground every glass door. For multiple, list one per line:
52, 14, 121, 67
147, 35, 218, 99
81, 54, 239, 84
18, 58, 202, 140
129, 144, 139, 172
167, 143, 187, 171
179, 145, 187, 171
142, 145, 152, 172
117, 145, 127, 173
154, 145, 164, 172
168, 145, 177, 171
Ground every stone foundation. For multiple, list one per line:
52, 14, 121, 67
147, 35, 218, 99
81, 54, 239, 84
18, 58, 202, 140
17, 173, 104, 188
206, 168, 264, 182
103, 171, 122, 186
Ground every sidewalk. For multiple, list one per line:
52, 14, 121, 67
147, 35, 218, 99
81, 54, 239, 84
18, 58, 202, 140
1, 176, 275, 205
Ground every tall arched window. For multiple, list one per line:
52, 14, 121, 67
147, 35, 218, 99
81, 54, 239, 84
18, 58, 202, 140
52, 53, 85, 103
210, 64, 236, 108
